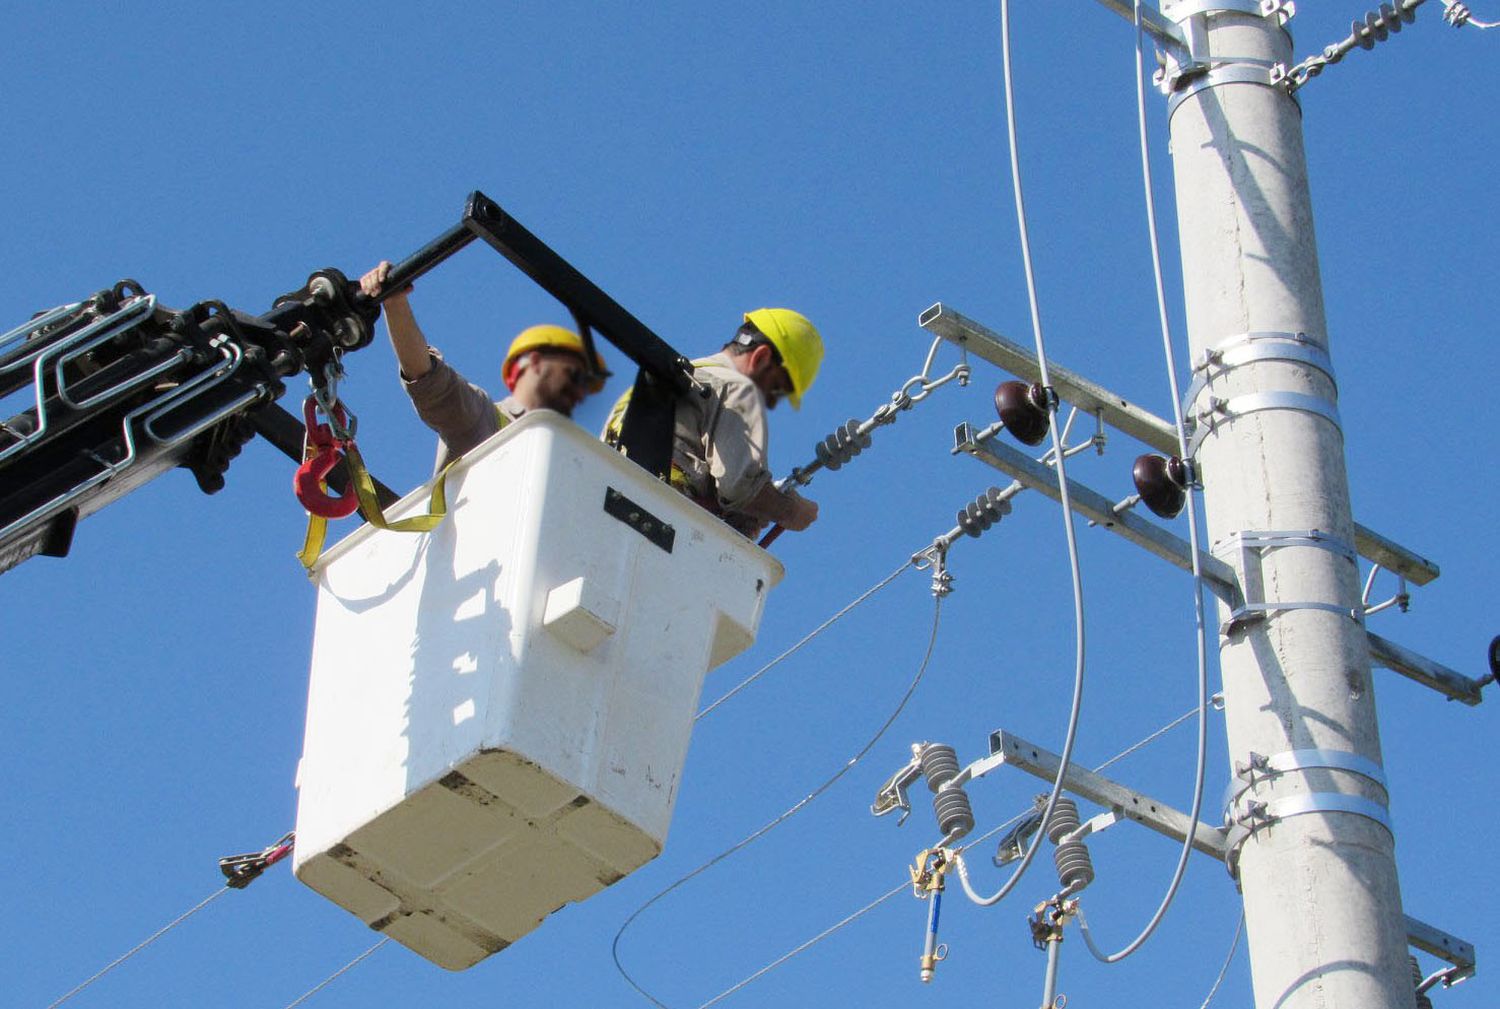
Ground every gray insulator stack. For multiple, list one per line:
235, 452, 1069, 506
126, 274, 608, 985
1046, 796, 1095, 893
1410, 956, 1434, 1009
956, 486, 1012, 538
813, 419, 872, 471
920, 744, 975, 841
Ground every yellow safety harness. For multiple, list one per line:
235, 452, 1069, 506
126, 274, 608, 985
296, 402, 508, 571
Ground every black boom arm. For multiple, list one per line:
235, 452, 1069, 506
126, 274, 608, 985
0, 191, 693, 575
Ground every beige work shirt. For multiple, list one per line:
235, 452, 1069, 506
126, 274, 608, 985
402, 349, 526, 472
669, 352, 773, 517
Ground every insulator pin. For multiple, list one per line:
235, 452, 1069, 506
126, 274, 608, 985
1046, 797, 1095, 893
956, 486, 1012, 538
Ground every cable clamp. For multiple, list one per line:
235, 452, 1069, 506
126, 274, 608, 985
1183, 331, 1335, 416
1186, 390, 1341, 457
912, 543, 954, 598
910, 847, 953, 897
219, 830, 295, 889
1222, 748, 1388, 821
1028, 895, 1078, 950
1224, 792, 1392, 880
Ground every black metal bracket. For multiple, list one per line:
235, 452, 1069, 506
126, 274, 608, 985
603, 487, 675, 553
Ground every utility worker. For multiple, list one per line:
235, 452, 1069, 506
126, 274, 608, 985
360, 261, 608, 470
604, 308, 821, 538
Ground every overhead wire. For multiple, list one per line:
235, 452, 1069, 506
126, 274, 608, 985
613, 588, 945, 1009
1072, 0, 1213, 965
696, 558, 915, 720
946, 0, 1091, 909
45, 887, 230, 1009
1197, 913, 1246, 1009
280, 937, 391, 1009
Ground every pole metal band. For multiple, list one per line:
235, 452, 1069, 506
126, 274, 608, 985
1187, 390, 1342, 456
1221, 748, 1388, 820
1214, 528, 1360, 633
1182, 333, 1336, 417
1213, 528, 1357, 564
1162, 0, 1266, 20
1167, 62, 1297, 121
1221, 599, 1360, 635
1224, 792, 1393, 879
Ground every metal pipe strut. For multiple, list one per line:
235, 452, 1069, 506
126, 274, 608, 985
985, 728, 1477, 976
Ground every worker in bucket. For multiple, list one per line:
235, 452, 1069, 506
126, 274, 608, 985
361, 261, 609, 470
603, 308, 821, 539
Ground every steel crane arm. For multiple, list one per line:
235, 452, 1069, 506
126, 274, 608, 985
0, 190, 693, 575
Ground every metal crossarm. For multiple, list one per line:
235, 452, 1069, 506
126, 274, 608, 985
985, 728, 1477, 974
920, 303, 1442, 586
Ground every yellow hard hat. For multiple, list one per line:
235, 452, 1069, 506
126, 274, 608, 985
743, 308, 823, 409
502, 325, 610, 393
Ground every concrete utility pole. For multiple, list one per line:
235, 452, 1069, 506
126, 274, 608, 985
1165, 7, 1413, 1008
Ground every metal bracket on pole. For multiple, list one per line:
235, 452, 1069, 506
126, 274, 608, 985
1183, 331, 1336, 416
1165, 60, 1294, 120
1221, 747, 1389, 820
1214, 527, 1362, 635
952, 421, 1484, 703
985, 728, 1473, 973
1224, 793, 1394, 880
918, 303, 1440, 587
1215, 528, 1358, 564
1406, 916, 1478, 985
1187, 390, 1342, 458
1214, 527, 1361, 634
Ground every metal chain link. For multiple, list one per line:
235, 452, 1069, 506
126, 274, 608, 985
782, 338, 969, 489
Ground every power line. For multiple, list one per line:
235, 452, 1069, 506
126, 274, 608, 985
1070, 0, 1215, 966
696, 881, 912, 1009
45, 887, 229, 1009
947, 0, 1091, 909
696, 558, 914, 720
614, 590, 946, 1009
1198, 914, 1246, 1009
280, 937, 390, 1009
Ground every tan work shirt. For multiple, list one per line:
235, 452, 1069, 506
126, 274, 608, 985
676, 353, 773, 515
402, 349, 525, 472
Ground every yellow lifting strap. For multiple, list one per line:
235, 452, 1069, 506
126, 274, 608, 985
297, 406, 508, 571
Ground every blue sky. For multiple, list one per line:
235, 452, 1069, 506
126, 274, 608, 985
3, 4, 1495, 1008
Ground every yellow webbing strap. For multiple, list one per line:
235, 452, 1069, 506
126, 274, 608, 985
297, 406, 507, 571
